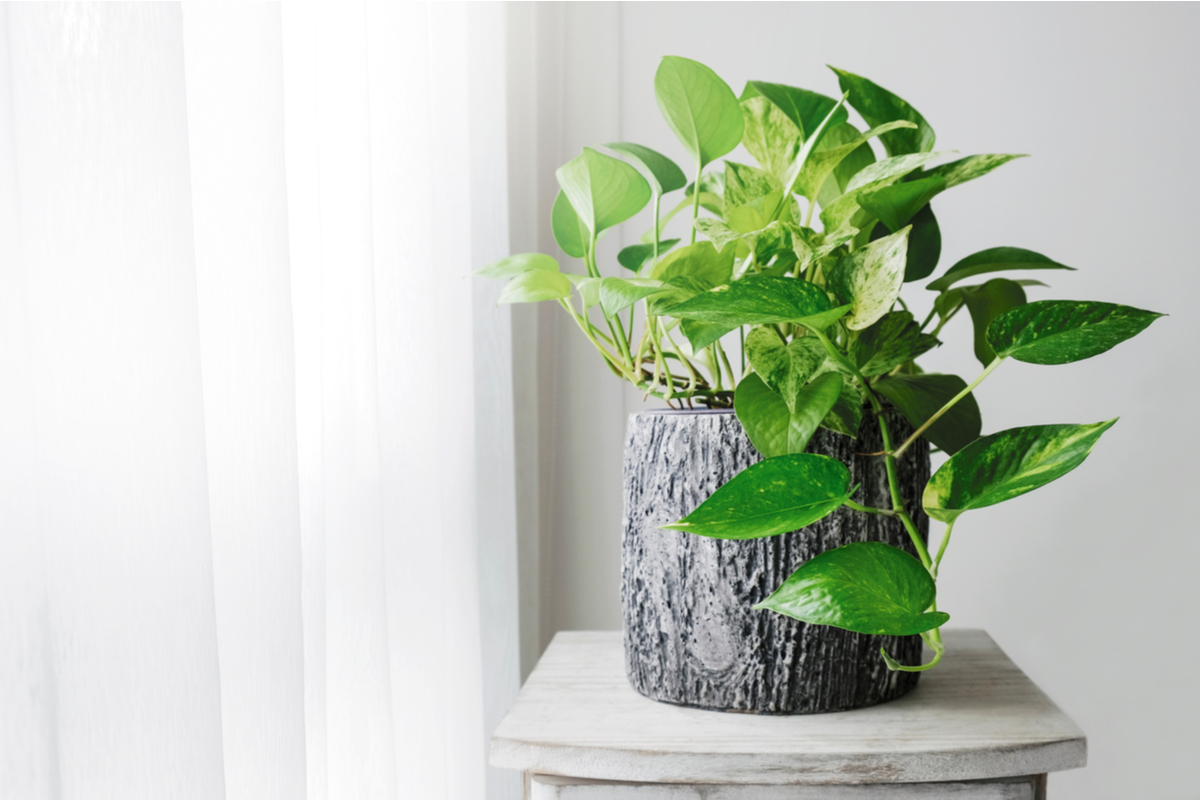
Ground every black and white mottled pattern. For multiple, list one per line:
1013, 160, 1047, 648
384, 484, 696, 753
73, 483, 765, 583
621, 406, 931, 715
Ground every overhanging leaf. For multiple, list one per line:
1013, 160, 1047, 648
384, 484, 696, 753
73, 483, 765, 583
498, 270, 572, 304
645, 276, 712, 316
664, 275, 831, 326
988, 301, 1165, 365
476, 252, 558, 280
927, 247, 1074, 293
735, 372, 843, 458
598, 277, 665, 318
655, 56, 744, 169
556, 147, 652, 237
829, 67, 936, 157
873, 373, 982, 455
551, 190, 589, 259
604, 141, 687, 194
680, 319, 737, 352
927, 153, 1026, 188
826, 226, 911, 330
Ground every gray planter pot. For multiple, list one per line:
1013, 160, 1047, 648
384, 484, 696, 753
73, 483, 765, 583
620, 405, 931, 715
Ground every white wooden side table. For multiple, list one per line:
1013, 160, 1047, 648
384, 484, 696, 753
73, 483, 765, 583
491, 629, 1085, 799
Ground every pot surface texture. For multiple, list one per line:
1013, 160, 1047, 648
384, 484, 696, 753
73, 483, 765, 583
621, 406, 930, 714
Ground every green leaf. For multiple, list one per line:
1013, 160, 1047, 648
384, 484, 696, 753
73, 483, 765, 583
646, 276, 713, 316
927, 247, 1076, 292
476, 252, 559, 280
662, 453, 851, 539
694, 218, 745, 252
744, 328, 826, 412
727, 191, 792, 234
617, 239, 681, 272
740, 94, 802, 180
566, 274, 602, 310
557, 147, 652, 237
988, 301, 1165, 365
873, 373, 982, 455
872, 204, 940, 283
858, 174, 946, 232
755, 542, 949, 635
923, 420, 1118, 523
655, 56, 744, 169
794, 303, 853, 333
821, 376, 863, 436
819, 151, 949, 233
603, 142, 687, 194
551, 190, 588, 259
498, 270, 572, 304
962, 278, 1027, 367
664, 275, 831, 326
680, 319, 737, 352
829, 67, 936, 157
826, 226, 910, 330
649, 240, 735, 285
851, 311, 939, 376
816, 123, 877, 208
795, 120, 917, 202
927, 153, 1026, 188
598, 277, 665, 318
748, 81, 848, 147
724, 161, 783, 210
735, 372, 843, 458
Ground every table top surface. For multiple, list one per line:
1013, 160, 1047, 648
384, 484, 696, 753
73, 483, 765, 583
490, 629, 1086, 785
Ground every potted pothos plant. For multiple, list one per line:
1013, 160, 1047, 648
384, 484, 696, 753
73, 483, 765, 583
479, 56, 1162, 712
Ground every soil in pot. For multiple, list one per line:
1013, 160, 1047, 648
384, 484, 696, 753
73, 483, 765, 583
620, 405, 930, 715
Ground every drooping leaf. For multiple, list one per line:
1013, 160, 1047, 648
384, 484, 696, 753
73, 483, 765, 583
795, 120, 916, 201
826, 226, 911, 330
680, 319, 737, 352
617, 239, 681, 272
551, 190, 588, 258
923, 420, 1118, 523
748, 81, 848, 147
755, 542, 949, 635
662, 453, 851, 539
693, 218, 744, 252
476, 252, 558, 280
556, 147, 652, 237
821, 375, 864, 436
987, 301, 1165, 365
851, 311, 939, 376
649, 240, 735, 285
962, 278, 1027, 366
873, 373, 982, 455
744, 328, 827, 412
829, 67, 936, 157
655, 56, 744, 169
927, 153, 1026, 188
664, 275, 831, 326
740, 93, 802, 180
725, 161, 783, 210
735, 372, 843, 458
598, 277, 665, 318
498, 269, 572, 304
858, 174, 947, 232
927, 247, 1075, 293
604, 142, 688, 194
566, 274, 602, 310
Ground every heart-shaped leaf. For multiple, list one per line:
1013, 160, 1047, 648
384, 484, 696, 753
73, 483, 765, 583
735, 372, 843, 458
927, 247, 1074, 292
755, 542, 949, 635
987, 301, 1165, 365
551, 190, 589, 259
655, 56, 744, 170
923, 420, 1118, 523
557, 147, 652, 238
598, 277, 666, 318
851, 311, 939, 376
962, 279, 1027, 366
649, 240, 735, 285
827, 226, 911, 330
873, 373, 982, 455
680, 320, 737, 352
829, 67, 936, 157
664, 275, 831, 326
476, 252, 558, 280
744, 328, 827, 412
662, 453, 851, 539
498, 270, 572, 304
604, 142, 687, 195
617, 239, 681, 272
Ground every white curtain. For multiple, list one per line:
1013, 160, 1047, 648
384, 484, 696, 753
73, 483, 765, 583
0, 3, 521, 799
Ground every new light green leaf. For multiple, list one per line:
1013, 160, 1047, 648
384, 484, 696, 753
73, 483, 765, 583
498, 270, 572, 304
649, 240, 735, 285
829, 67, 936, 157
645, 276, 713, 316
755, 542, 949, 635
664, 275, 831, 326
724, 161, 783, 210
476, 252, 558, 280
826, 226, 911, 330
662, 453, 851, 539
748, 81, 848, 146
927, 247, 1075, 292
598, 277, 665, 318
873, 373, 982, 455
566, 274, 601, 310
735, 372, 843, 458
604, 142, 687, 194
551, 190, 588, 259
923, 420, 1118, 523
962, 278, 1027, 366
744, 328, 827, 412
987, 301, 1165, 365
740, 93, 802, 180
694, 218, 744, 252
655, 56, 744, 169
617, 239, 681, 272
557, 147, 652, 237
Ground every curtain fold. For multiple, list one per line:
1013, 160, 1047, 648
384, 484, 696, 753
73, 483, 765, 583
0, 3, 520, 798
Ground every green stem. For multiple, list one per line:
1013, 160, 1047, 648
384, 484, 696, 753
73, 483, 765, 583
931, 517, 956, 580
919, 305, 938, 332
689, 163, 702, 245
892, 355, 1006, 459
844, 499, 898, 517
558, 298, 630, 380
717, 341, 736, 388
652, 193, 662, 263
883, 631, 944, 672
662, 322, 698, 391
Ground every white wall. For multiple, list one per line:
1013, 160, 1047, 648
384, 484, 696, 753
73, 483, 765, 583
515, 4, 1200, 799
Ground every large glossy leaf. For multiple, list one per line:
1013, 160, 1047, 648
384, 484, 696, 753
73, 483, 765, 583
795, 120, 916, 201
755, 542, 949, 635
923, 420, 1118, 523
851, 311, 939, 376
748, 81, 848, 146
962, 279, 1027, 366
927, 153, 1026, 188
646, 276, 712, 316
735, 372, 843, 458
829, 67, 936, 157
664, 275, 831, 326
662, 453, 851, 539
551, 190, 588, 259
598, 277, 665, 318
859, 174, 946, 232
498, 270, 572, 304
617, 239, 681, 272
680, 319, 737, 352
556, 147, 652, 237
826, 226, 910, 330
871, 205, 940, 282
655, 56, 744, 169
874, 373, 982, 455
476, 252, 558, 280
927, 247, 1074, 292
604, 141, 687, 194
725, 161, 783, 209
649, 240, 735, 285
744, 328, 826, 412
988, 301, 1165, 365
740, 93, 802, 180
